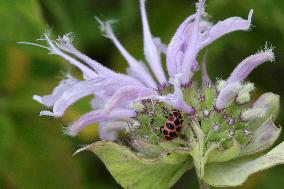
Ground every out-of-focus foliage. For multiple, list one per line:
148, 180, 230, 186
0, 0, 283, 189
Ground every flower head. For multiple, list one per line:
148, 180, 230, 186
21, 0, 283, 188
22, 0, 257, 138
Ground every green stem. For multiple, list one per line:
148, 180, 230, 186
198, 178, 211, 189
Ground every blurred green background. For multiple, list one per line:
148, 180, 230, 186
0, 0, 284, 188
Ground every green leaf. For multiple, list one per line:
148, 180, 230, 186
240, 118, 281, 157
206, 139, 241, 163
79, 141, 192, 189
203, 141, 284, 187
132, 139, 164, 158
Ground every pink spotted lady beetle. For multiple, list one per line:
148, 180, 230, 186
161, 110, 183, 140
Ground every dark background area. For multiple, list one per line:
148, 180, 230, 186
0, 0, 283, 188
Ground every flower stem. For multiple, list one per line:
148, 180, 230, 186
198, 178, 211, 189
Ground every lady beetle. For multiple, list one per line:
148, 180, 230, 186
161, 110, 183, 140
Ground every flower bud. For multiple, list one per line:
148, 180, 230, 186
130, 102, 145, 112
236, 83, 254, 104
216, 79, 226, 92
248, 92, 280, 129
215, 82, 242, 110
236, 93, 250, 105
241, 107, 266, 121
253, 92, 280, 120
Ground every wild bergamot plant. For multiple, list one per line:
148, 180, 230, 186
21, 0, 283, 188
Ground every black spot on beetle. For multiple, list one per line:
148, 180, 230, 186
168, 117, 174, 121
169, 132, 177, 137
163, 130, 168, 135
172, 111, 178, 117
174, 119, 180, 125
166, 123, 174, 130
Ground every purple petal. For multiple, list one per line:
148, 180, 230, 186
126, 62, 157, 89
40, 78, 105, 117
169, 76, 196, 115
201, 51, 212, 90
215, 82, 242, 110
91, 93, 108, 109
94, 75, 144, 101
99, 121, 128, 141
66, 108, 136, 136
139, 75, 195, 115
99, 122, 117, 141
144, 94, 195, 115
104, 86, 157, 112
169, 6, 253, 83
166, 12, 210, 78
43, 33, 97, 80
102, 73, 145, 92
140, 0, 167, 84
33, 76, 78, 107
153, 37, 167, 54
55, 32, 147, 89
200, 10, 253, 48
181, 0, 205, 83
96, 19, 157, 88
39, 73, 145, 117
56, 33, 114, 76
226, 48, 274, 85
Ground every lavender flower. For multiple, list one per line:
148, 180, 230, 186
21, 0, 284, 189
22, 0, 253, 138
